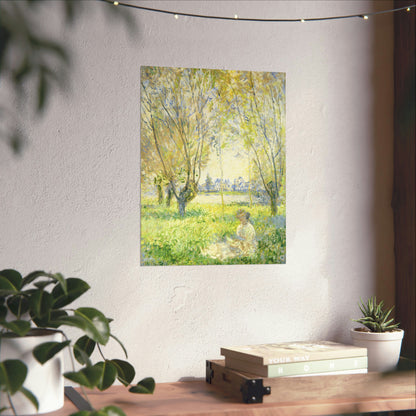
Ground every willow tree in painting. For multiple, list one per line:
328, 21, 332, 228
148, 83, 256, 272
222, 71, 285, 216
141, 66, 286, 266
141, 67, 216, 216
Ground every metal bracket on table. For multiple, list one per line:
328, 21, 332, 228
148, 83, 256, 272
206, 360, 214, 383
64, 386, 93, 411
240, 378, 271, 403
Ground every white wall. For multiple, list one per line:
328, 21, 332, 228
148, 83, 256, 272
0, 1, 394, 382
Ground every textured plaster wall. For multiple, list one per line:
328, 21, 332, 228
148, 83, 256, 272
0, 1, 394, 382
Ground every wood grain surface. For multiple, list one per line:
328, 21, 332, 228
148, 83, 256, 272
49, 368, 415, 416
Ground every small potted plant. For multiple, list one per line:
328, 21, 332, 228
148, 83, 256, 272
0, 269, 155, 416
351, 296, 404, 372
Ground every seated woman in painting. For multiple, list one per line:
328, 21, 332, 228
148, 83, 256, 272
202, 209, 258, 261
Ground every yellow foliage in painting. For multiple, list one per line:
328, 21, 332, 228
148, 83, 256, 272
140, 66, 286, 265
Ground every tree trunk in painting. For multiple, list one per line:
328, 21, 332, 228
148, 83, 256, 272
270, 198, 277, 216
177, 199, 186, 217
156, 184, 163, 205
266, 180, 279, 216
154, 175, 164, 205
176, 180, 198, 217
166, 184, 173, 207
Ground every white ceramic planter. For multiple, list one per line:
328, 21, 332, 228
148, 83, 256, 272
350, 328, 404, 372
0, 329, 64, 415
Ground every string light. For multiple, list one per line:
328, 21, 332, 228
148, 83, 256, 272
99, 0, 415, 23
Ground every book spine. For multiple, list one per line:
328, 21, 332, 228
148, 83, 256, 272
221, 346, 368, 365
267, 356, 368, 377
263, 349, 367, 365
226, 356, 368, 377
286, 368, 368, 377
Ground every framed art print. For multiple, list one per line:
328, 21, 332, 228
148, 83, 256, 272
141, 66, 285, 266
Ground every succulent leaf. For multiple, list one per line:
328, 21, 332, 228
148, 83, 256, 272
353, 296, 400, 333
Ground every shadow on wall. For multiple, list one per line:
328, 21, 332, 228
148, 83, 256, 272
391, 0, 415, 361
327, 4, 395, 343
370, 8, 395, 306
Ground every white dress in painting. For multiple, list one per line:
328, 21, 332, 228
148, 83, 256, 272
202, 222, 257, 261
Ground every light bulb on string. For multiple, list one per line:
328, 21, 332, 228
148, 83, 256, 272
101, 1, 416, 23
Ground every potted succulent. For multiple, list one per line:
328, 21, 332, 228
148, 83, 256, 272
351, 296, 404, 372
0, 269, 155, 416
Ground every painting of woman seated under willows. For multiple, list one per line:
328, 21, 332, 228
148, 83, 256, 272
140, 66, 286, 266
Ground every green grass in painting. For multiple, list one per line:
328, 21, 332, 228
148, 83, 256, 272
141, 198, 286, 266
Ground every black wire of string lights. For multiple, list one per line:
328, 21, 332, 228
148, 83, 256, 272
100, 0, 416, 22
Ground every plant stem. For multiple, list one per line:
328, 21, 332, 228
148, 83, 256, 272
97, 343, 106, 361
7, 393, 17, 416
61, 332, 93, 410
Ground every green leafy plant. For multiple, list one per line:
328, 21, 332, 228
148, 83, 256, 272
0, 269, 154, 416
353, 296, 400, 333
0, 1, 134, 154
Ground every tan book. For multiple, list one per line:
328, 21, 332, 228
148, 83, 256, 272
225, 355, 368, 377
220, 341, 367, 366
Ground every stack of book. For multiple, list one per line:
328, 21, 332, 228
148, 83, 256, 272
220, 341, 368, 378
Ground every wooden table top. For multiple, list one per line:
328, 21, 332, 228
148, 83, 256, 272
52, 375, 416, 416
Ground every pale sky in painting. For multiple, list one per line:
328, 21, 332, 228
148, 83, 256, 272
201, 147, 250, 183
